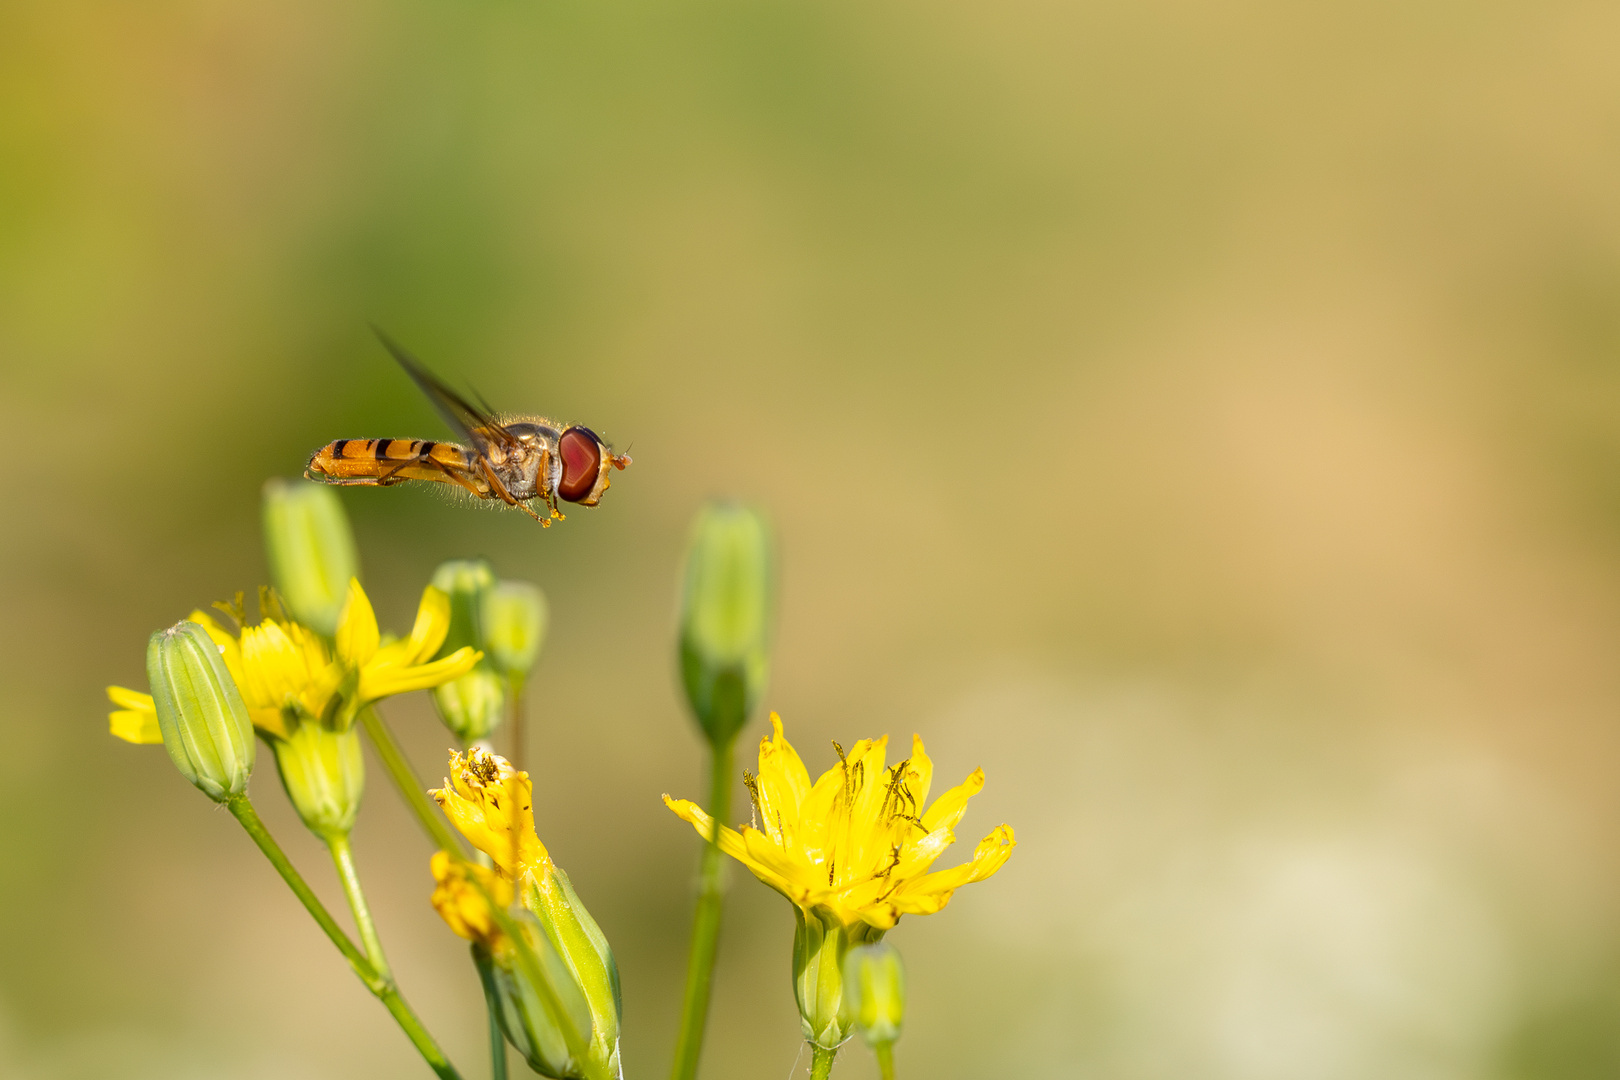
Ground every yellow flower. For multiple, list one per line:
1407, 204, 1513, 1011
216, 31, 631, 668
109, 579, 479, 745
429, 849, 513, 949
431, 748, 550, 879
199, 579, 479, 738
107, 686, 161, 744
664, 713, 1016, 932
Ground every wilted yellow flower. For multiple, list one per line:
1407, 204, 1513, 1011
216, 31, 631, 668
664, 713, 1016, 932
432, 748, 549, 878
429, 849, 513, 948
107, 685, 161, 744
432, 749, 623, 1079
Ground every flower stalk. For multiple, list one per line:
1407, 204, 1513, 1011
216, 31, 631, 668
329, 832, 391, 981
225, 794, 460, 1079
809, 1045, 838, 1080
669, 736, 734, 1080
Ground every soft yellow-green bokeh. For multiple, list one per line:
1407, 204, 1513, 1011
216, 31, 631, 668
5, 0, 1620, 1077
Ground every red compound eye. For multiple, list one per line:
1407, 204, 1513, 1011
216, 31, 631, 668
557, 427, 603, 503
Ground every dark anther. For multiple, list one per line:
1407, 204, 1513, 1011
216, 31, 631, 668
743, 770, 763, 830
212, 591, 246, 629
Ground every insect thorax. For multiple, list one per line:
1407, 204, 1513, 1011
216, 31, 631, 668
494, 420, 563, 500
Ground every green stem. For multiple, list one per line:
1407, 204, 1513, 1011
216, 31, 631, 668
225, 796, 461, 1079
478, 953, 509, 1080
507, 674, 526, 773
875, 1043, 895, 1080
668, 738, 735, 1080
361, 705, 468, 857
328, 832, 392, 981
809, 1044, 839, 1080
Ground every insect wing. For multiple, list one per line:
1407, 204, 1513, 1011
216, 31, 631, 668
371, 327, 519, 453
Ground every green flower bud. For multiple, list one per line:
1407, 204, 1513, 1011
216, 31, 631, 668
262, 479, 359, 638
270, 722, 364, 839
481, 580, 549, 680
792, 906, 884, 1051
433, 667, 507, 743
843, 942, 905, 1049
475, 910, 602, 1080
430, 559, 505, 742
677, 502, 773, 745
522, 866, 623, 1080
146, 621, 256, 801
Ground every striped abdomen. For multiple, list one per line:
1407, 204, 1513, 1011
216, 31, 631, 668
305, 438, 484, 492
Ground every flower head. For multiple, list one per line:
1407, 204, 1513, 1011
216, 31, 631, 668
430, 849, 514, 949
183, 578, 479, 739
664, 714, 1016, 932
431, 748, 550, 878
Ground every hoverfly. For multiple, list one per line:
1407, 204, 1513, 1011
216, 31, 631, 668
305, 331, 631, 526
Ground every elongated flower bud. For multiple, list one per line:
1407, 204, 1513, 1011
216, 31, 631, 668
270, 722, 365, 839
475, 911, 598, 1080
521, 865, 623, 1080
481, 580, 548, 680
430, 559, 505, 741
843, 942, 905, 1049
792, 906, 884, 1051
262, 479, 359, 638
147, 621, 255, 801
677, 502, 773, 745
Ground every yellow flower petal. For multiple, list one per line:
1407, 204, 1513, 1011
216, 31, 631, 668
361, 646, 481, 701
107, 685, 162, 744
403, 585, 451, 663
920, 767, 985, 834
889, 825, 1016, 915
664, 795, 804, 901
107, 685, 153, 712
429, 849, 512, 947
334, 578, 379, 668
755, 713, 812, 839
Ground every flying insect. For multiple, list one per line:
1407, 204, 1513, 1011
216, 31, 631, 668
305, 331, 631, 526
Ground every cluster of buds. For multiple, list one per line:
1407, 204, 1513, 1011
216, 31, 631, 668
429, 558, 549, 745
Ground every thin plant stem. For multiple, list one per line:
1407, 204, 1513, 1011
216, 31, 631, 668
809, 1044, 839, 1080
360, 705, 468, 857
507, 674, 526, 773
478, 954, 509, 1080
225, 795, 462, 1080
328, 832, 391, 981
875, 1043, 895, 1080
668, 737, 735, 1080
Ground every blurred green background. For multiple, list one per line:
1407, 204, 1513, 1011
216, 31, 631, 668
6, 0, 1620, 1077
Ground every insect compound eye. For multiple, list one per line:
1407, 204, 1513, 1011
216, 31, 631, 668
557, 426, 604, 503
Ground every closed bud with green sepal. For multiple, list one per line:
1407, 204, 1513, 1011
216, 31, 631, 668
677, 502, 774, 746
482, 580, 548, 681
262, 479, 359, 639
270, 721, 365, 840
844, 941, 905, 1075
146, 621, 256, 801
430, 559, 505, 742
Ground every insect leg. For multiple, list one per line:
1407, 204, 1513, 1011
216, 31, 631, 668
478, 460, 552, 527
373, 458, 418, 486
424, 456, 491, 500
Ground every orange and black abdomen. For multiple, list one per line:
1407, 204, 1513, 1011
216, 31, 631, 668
306, 438, 476, 488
